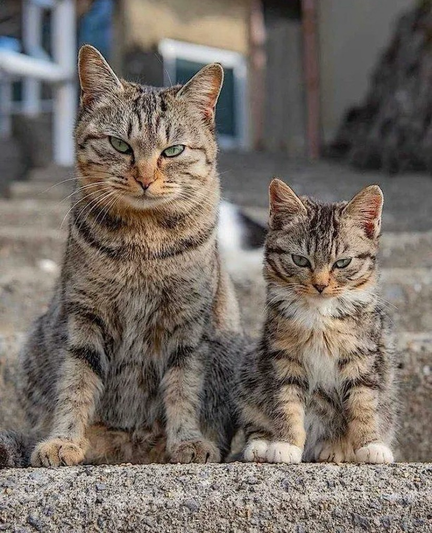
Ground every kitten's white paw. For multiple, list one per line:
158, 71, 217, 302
318, 442, 345, 463
266, 442, 303, 464
243, 439, 269, 462
355, 443, 394, 464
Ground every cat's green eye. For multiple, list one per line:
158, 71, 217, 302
334, 258, 352, 269
109, 136, 132, 154
292, 254, 311, 268
162, 144, 185, 158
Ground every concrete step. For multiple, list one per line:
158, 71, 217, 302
1, 219, 432, 272
0, 227, 65, 270
0, 265, 431, 335
0, 463, 431, 532
0, 198, 69, 230
0, 330, 430, 463
10, 181, 73, 201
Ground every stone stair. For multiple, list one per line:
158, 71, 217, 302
0, 463, 431, 532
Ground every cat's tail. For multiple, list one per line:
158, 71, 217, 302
0, 430, 36, 468
218, 201, 266, 279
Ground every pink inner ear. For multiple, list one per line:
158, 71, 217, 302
203, 106, 214, 121
362, 197, 381, 238
364, 220, 376, 239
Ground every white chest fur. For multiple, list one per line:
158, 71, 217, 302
302, 335, 339, 392
294, 301, 341, 393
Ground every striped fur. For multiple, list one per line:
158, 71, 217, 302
0, 46, 245, 468
239, 180, 397, 464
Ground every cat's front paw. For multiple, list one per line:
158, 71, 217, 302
169, 439, 221, 464
243, 439, 270, 462
31, 438, 86, 467
267, 442, 302, 464
243, 440, 302, 463
355, 443, 394, 464
318, 441, 346, 463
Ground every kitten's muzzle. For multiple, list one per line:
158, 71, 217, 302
313, 284, 327, 294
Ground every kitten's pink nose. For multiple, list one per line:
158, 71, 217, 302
313, 284, 327, 294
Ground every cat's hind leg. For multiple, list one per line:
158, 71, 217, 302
84, 424, 168, 465
316, 438, 356, 463
0, 430, 37, 468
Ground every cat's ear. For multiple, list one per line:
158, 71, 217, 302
78, 45, 123, 105
269, 179, 307, 230
176, 63, 224, 122
343, 185, 383, 239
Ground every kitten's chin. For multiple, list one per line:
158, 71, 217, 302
302, 291, 336, 302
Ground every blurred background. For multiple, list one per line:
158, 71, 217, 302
1, 0, 429, 183
0, 0, 431, 463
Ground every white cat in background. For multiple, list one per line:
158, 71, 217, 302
218, 201, 265, 280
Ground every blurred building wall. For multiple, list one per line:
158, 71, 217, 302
318, 0, 414, 145
262, 0, 305, 155
120, 0, 250, 54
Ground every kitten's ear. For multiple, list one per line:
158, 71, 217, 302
78, 45, 123, 105
176, 63, 224, 122
343, 185, 383, 239
269, 179, 307, 230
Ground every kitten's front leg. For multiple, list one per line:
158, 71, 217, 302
345, 385, 394, 464
31, 313, 105, 467
162, 344, 220, 464
243, 383, 306, 464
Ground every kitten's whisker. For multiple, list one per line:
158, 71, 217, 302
375, 295, 398, 312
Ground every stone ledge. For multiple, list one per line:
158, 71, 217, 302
0, 463, 430, 532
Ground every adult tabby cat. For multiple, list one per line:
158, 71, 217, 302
0, 45, 245, 467
239, 180, 396, 464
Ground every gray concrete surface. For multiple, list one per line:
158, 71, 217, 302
0, 463, 431, 532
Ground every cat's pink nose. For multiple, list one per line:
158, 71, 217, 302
135, 176, 155, 191
313, 284, 327, 294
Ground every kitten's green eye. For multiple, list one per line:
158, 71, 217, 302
162, 145, 185, 158
292, 254, 311, 268
334, 258, 352, 269
109, 137, 132, 154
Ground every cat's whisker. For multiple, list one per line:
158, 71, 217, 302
40, 176, 79, 195
178, 190, 216, 211
63, 189, 112, 230
60, 191, 100, 229
60, 188, 112, 229
59, 182, 106, 205
75, 190, 117, 228
95, 193, 119, 227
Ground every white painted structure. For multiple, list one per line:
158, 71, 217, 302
0, 0, 76, 166
159, 39, 249, 150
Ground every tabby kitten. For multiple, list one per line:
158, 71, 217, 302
0, 45, 245, 467
239, 180, 396, 464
